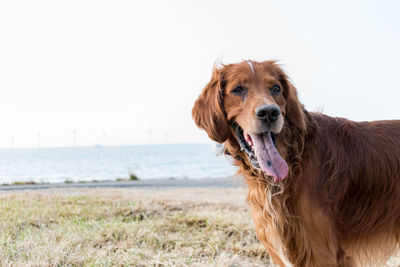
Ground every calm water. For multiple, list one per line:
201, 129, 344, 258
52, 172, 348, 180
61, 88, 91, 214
0, 143, 236, 184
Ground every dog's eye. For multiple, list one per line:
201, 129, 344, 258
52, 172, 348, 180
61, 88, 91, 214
270, 85, 281, 95
231, 86, 245, 95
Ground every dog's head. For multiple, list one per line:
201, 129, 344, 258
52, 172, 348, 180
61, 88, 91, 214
192, 60, 305, 181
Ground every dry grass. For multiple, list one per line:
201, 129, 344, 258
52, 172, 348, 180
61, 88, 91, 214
0, 188, 272, 266
2, 187, 399, 267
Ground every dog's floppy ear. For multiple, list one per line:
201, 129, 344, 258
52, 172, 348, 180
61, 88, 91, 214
277, 68, 306, 132
285, 82, 306, 132
192, 68, 230, 143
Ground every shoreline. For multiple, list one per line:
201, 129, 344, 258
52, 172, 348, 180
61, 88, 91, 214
0, 177, 245, 192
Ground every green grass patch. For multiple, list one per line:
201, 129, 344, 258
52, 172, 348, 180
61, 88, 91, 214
11, 181, 37, 185
129, 173, 139, 181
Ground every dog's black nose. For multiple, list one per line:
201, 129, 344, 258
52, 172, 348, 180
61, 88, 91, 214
255, 105, 280, 123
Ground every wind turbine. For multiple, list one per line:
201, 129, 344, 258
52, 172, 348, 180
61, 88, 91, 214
163, 130, 171, 143
147, 124, 153, 144
72, 128, 77, 147
102, 129, 106, 146
37, 132, 41, 148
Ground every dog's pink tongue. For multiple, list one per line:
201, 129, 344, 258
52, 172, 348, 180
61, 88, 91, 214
249, 132, 289, 181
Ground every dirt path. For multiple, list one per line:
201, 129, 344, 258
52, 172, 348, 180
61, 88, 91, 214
0, 177, 245, 192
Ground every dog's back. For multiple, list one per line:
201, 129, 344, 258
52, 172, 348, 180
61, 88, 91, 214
304, 114, 400, 266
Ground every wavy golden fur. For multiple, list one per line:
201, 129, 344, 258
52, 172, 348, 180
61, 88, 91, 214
192, 60, 400, 267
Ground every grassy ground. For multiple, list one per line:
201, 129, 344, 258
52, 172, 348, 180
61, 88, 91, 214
2, 187, 400, 267
0, 188, 272, 266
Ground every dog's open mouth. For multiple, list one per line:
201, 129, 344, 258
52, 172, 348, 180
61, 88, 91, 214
233, 123, 289, 181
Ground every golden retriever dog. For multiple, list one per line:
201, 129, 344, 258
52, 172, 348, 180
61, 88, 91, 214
192, 60, 400, 267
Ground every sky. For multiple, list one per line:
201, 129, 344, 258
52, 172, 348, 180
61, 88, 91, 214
0, 0, 399, 148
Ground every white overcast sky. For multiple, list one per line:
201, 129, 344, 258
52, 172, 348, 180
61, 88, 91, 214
0, 0, 399, 148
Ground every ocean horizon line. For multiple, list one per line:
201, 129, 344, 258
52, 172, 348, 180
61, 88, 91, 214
0, 143, 235, 184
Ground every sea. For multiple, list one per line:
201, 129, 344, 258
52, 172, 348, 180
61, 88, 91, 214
0, 143, 236, 184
